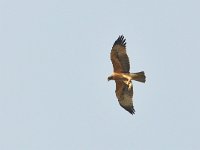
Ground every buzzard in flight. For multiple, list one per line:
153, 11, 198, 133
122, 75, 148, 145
108, 35, 146, 114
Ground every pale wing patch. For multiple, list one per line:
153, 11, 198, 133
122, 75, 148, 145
115, 81, 135, 114
118, 94, 133, 107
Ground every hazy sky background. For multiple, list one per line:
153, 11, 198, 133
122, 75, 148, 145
0, 0, 200, 149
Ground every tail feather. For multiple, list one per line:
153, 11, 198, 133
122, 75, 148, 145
130, 71, 146, 83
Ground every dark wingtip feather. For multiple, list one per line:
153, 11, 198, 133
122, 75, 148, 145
120, 104, 135, 115
129, 107, 135, 115
113, 35, 126, 47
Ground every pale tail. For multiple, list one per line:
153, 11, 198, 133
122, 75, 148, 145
130, 71, 146, 83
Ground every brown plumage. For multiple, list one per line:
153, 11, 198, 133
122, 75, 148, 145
108, 35, 146, 114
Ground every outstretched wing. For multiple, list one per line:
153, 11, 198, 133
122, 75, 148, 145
110, 35, 130, 73
115, 80, 135, 114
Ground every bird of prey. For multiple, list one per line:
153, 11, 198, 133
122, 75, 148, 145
108, 35, 146, 114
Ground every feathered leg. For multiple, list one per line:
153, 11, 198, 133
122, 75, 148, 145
126, 78, 132, 90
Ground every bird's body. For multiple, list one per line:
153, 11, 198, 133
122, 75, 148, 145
111, 72, 132, 80
108, 35, 146, 114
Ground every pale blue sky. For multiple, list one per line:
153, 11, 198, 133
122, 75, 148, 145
0, 0, 200, 149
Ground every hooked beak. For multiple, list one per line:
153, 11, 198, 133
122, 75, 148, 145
107, 76, 112, 81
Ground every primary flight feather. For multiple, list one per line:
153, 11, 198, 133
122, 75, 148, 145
108, 35, 146, 114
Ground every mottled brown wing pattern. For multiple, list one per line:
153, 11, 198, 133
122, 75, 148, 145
110, 35, 130, 73
115, 80, 135, 114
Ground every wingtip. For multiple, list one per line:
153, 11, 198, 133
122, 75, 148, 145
129, 108, 135, 115
120, 104, 135, 115
113, 35, 126, 47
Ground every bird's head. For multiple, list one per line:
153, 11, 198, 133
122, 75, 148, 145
107, 75, 113, 81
